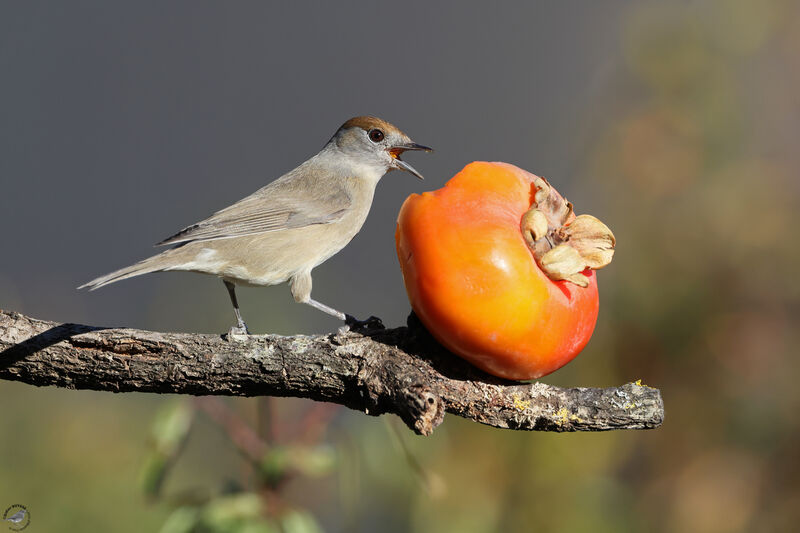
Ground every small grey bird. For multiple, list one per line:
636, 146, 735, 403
4, 509, 26, 523
80, 116, 431, 335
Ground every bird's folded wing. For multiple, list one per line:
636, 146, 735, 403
156, 186, 351, 246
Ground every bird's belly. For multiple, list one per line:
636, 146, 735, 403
176, 219, 364, 287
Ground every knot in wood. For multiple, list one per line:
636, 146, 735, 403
400, 384, 445, 436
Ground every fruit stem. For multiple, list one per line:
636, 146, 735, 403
520, 177, 616, 287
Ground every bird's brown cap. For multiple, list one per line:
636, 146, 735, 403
340, 116, 404, 135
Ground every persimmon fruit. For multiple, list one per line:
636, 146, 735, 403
395, 161, 615, 380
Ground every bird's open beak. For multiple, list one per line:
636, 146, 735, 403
389, 142, 433, 180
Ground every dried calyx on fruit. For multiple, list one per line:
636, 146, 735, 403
520, 176, 616, 287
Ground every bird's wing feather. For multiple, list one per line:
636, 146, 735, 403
156, 178, 352, 246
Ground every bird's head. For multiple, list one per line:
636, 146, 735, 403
330, 116, 432, 179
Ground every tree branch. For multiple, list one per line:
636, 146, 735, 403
0, 310, 663, 435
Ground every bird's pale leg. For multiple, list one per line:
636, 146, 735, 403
223, 280, 250, 336
305, 298, 346, 320
290, 271, 346, 321
289, 271, 381, 332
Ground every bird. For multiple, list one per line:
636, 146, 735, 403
79, 116, 431, 336
4, 509, 26, 524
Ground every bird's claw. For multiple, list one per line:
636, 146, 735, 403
341, 314, 385, 334
226, 324, 250, 341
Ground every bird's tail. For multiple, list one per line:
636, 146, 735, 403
78, 255, 168, 291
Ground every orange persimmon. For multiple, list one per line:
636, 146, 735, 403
395, 161, 614, 380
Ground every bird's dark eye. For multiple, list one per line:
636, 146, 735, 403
368, 129, 384, 143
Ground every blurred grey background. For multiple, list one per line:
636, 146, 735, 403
1, 1, 622, 334
3, 1, 799, 532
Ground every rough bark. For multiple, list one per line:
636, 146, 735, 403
0, 310, 663, 436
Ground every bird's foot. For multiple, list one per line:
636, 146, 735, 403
340, 315, 385, 334
226, 324, 250, 341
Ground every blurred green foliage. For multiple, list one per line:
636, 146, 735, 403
140, 400, 194, 498
2, 1, 800, 532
